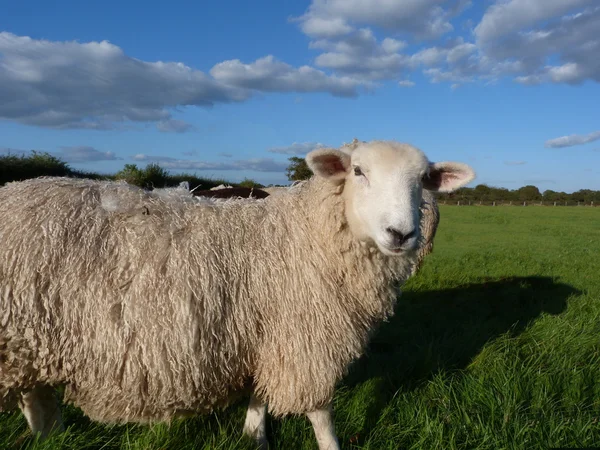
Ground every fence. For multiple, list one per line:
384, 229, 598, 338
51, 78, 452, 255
440, 200, 598, 207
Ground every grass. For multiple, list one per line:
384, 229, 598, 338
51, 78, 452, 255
2, 206, 599, 449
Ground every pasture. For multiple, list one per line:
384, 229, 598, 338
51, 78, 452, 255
1, 205, 599, 449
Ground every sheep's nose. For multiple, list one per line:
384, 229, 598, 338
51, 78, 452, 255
386, 227, 415, 247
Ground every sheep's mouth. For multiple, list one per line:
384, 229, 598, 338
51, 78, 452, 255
378, 240, 418, 256
378, 243, 408, 256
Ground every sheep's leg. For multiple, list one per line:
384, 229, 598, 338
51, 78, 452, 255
242, 393, 269, 449
306, 404, 340, 450
19, 385, 64, 439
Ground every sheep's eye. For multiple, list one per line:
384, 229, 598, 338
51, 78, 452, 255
353, 166, 363, 176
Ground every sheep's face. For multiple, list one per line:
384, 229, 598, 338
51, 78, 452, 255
306, 141, 475, 256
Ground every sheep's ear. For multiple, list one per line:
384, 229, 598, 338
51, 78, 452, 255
306, 149, 351, 183
423, 161, 475, 192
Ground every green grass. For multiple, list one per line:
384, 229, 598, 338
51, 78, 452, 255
2, 206, 599, 449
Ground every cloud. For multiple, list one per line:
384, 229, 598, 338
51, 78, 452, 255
544, 130, 600, 148
297, 16, 353, 38
56, 146, 122, 162
295, 0, 468, 39
268, 142, 328, 155
474, 0, 594, 42
418, 3, 600, 87
0, 32, 366, 130
310, 29, 408, 80
504, 160, 527, 166
478, 4, 600, 85
398, 80, 415, 87
219, 152, 233, 158
210, 55, 363, 97
156, 119, 195, 133
1, 145, 120, 162
181, 150, 198, 157
132, 154, 288, 172
0, 32, 248, 130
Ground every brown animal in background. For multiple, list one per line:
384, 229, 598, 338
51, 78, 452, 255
193, 186, 270, 199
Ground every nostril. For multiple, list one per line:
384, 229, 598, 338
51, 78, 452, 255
386, 226, 404, 242
386, 227, 416, 246
404, 229, 416, 240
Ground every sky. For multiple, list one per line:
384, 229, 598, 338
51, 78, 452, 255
1, 0, 599, 192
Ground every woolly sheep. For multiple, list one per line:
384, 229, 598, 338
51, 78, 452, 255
0, 140, 475, 449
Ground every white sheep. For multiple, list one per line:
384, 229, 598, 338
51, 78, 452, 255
0, 140, 474, 449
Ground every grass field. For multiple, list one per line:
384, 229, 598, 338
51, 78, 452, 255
2, 206, 599, 449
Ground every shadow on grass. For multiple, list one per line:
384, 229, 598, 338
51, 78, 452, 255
341, 275, 581, 443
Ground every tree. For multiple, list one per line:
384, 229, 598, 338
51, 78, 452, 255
286, 156, 313, 181
516, 185, 541, 201
474, 184, 492, 200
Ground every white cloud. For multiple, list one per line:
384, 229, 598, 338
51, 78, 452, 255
0, 32, 367, 130
58, 146, 122, 162
476, 4, 600, 85
132, 154, 288, 172
156, 119, 195, 133
311, 29, 408, 80
210, 55, 363, 97
398, 80, 415, 87
544, 130, 600, 148
475, 0, 594, 42
298, 16, 353, 38
504, 160, 527, 166
268, 142, 328, 155
0, 32, 248, 130
296, 0, 464, 39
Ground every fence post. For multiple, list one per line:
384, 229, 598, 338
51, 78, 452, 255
457, 201, 460, 206
554, 201, 557, 207
493, 201, 496, 206
523, 201, 526, 206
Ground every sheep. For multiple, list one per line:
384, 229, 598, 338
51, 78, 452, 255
0, 140, 475, 449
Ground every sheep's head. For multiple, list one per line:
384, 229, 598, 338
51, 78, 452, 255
306, 140, 475, 256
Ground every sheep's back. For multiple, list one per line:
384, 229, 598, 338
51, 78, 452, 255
0, 177, 259, 422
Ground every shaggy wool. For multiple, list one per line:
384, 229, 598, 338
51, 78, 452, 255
0, 175, 416, 424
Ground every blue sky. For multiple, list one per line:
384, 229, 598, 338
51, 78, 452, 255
1, 0, 599, 191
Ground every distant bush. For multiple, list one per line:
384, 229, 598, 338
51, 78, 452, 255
0, 151, 74, 185
238, 178, 265, 189
114, 163, 170, 189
